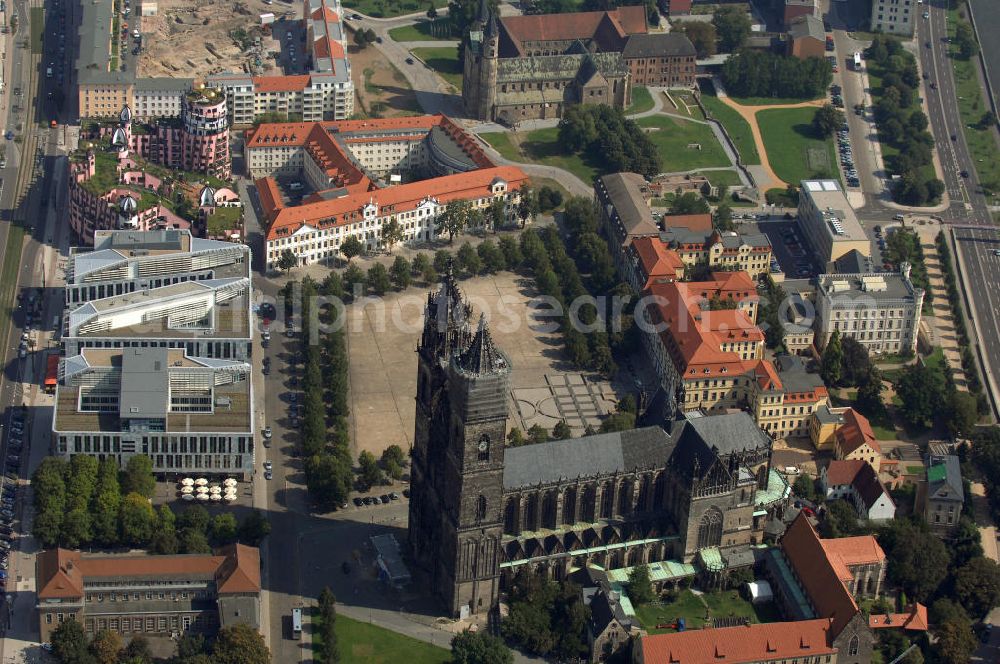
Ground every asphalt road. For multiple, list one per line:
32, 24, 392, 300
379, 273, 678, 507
968, 0, 1000, 110
953, 227, 1000, 414
918, 1, 992, 225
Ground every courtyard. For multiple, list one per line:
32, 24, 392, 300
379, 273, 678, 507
633, 588, 781, 635
343, 270, 617, 459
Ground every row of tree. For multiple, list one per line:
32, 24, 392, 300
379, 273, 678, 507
315, 587, 340, 663
883, 228, 930, 308
672, 5, 752, 57
502, 569, 590, 660
557, 105, 662, 179
50, 621, 270, 664
865, 35, 945, 206
293, 277, 356, 511
719, 50, 832, 100
32, 453, 271, 552
935, 231, 989, 411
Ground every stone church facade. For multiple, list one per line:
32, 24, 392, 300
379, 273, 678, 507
407, 271, 789, 618
462, 3, 695, 124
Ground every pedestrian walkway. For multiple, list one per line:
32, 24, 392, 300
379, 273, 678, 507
917, 227, 969, 389
714, 92, 827, 192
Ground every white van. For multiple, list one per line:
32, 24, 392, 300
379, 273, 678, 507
46, 67, 52, 78
288, 182, 303, 191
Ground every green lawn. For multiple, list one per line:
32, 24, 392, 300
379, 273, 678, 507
634, 590, 777, 635
948, 9, 1000, 196
388, 19, 454, 42
479, 132, 520, 161
411, 47, 463, 89
626, 86, 655, 115
699, 169, 742, 189
323, 614, 450, 664
698, 85, 761, 165
757, 107, 837, 185
480, 128, 600, 183
342, 0, 448, 18
30, 7, 44, 55
636, 115, 731, 172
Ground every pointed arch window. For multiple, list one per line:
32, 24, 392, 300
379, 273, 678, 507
476, 495, 488, 523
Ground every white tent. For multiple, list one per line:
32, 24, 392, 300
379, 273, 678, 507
746, 580, 774, 604
223, 478, 238, 487
181, 478, 195, 486
180, 486, 194, 494
181, 493, 195, 501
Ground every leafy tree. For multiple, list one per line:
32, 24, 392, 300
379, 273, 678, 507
670, 192, 710, 215
353, 28, 370, 48
947, 390, 979, 437
51, 618, 91, 664
839, 337, 873, 387
367, 263, 391, 296
720, 50, 832, 99
427, 3, 438, 19
121, 455, 155, 498
305, 453, 353, 510
674, 20, 716, 58
498, 236, 523, 269
507, 428, 526, 447
212, 623, 272, 664
278, 249, 297, 273
122, 635, 153, 664
434, 248, 453, 274
33, 456, 68, 514
178, 504, 211, 534
412, 253, 431, 278
813, 103, 845, 137
625, 564, 654, 605
381, 445, 406, 469
819, 499, 858, 538
340, 236, 365, 262
457, 242, 483, 275
62, 508, 93, 549
933, 617, 977, 664
390, 255, 411, 291
181, 528, 212, 554
238, 509, 272, 545
793, 474, 817, 502
856, 369, 888, 421
212, 513, 239, 544
91, 458, 122, 546
343, 263, 367, 296
487, 197, 506, 232
151, 527, 179, 555
478, 240, 506, 274
599, 411, 636, 433
66, 455, 99, 512
119, 492, 156, 546
552, 420, 572, 441
318, 587, 339, 663
358, 450, 384, 489
502, 572, 589, 660
955, 20, 979, 59
712, 5, 751, 52
895, 363, 946, 428
820, 330, 843, 386
879, 519, 950, 602
33, 508, 64, 548
527, 424, 549, 445
953, 557, 1000, 619
536, 186, 563, 212
436, 199, 472, 243
451, 629, 513, 664
713, 203, 734, 231
89, 629, 123, 664
380, 218, 404, 254
951, 517, 984, 568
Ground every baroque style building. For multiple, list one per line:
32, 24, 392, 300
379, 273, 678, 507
407, 271, 790, 618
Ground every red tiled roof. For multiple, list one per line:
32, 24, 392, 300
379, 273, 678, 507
251, 74, 312, 93
639, 619, 836, 663
500, 6, 647, 47
835, 408, 881, 456
780, 514, 859, 637
37, 546, 262, 600
820, 533, 886, 572
630, 236, 684, 287
662, 213, 713, 232
824, 459, 866, 486
265, 166, 528, 241
870, 604, 929, 632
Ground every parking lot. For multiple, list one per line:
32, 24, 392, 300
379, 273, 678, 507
831, 84, 860, 189
746, 220, 820, 279
272, 19, 309, 75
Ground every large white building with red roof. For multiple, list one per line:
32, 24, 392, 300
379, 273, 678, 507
246, 115, 528, 271
207, 0, 353, 125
